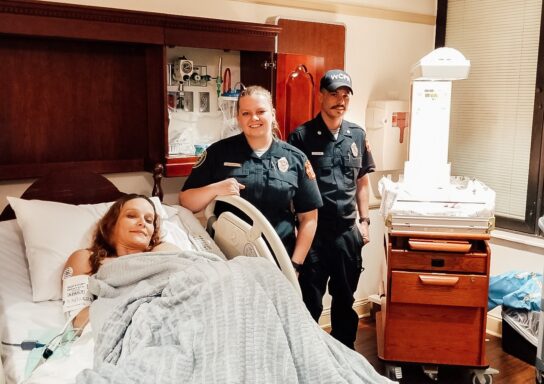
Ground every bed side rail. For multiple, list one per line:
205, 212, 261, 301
205, 195, 301, 297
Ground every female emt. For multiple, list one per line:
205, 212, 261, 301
179, 86, 323, 271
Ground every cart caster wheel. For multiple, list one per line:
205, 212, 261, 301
472, 373, 492, 384
385, 364, 402, 380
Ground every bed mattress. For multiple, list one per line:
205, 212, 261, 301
0, 220, 68, 383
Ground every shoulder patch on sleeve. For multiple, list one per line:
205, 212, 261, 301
193, 150, 207, 168
304, 160, 316, 181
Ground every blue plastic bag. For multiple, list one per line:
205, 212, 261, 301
488, 271, 542, 311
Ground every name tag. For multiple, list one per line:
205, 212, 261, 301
224, 162, 242, 167
311, 152, 324, 156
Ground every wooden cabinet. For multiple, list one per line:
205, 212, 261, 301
377, 233, 491, 368
274, 53, 324, 140
0, 1, 280, 180
274, 19, 345, 140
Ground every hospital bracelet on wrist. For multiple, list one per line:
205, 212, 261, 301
358, 217, 370, 225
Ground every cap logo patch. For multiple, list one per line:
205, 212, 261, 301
330, 73, 351, 83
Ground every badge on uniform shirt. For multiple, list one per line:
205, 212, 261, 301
193, 150, 207, 168
304, 160, 316, 181
277, 157, 289, 172
351, 142, 358, 157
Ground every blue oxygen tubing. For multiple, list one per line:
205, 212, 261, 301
34, 309, 87, 370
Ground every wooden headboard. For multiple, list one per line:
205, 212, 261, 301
0, 166, 126, 221
0, 163, 166, 221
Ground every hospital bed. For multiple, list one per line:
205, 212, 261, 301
0, 167, 299, 384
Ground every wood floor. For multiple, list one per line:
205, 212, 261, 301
353, 318, 536, 384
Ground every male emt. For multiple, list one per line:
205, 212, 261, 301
288, 69, 375, 349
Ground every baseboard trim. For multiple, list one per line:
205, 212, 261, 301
487, 313, 502, 338
320, 298, 504, 338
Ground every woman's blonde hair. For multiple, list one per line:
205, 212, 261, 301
88, 194, 161, 274
237, 85, 281, 139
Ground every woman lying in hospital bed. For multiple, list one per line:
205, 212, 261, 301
2, 192, 394, 384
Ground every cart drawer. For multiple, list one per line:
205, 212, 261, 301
381, 303, 487, 366
390, 271, 488, 307
389, 249, 487, 273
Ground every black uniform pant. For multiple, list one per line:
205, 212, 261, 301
299, 224, 364, 349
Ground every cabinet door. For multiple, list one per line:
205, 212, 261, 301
240, 51, 274, 92
275, 53, 324, 140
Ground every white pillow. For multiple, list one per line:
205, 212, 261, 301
7, 196, 167, 302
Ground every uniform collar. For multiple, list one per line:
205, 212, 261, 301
263, 138, 283, 158
313, 113, 353, 142
242, 135, 280, 159
236, 133, 257, 156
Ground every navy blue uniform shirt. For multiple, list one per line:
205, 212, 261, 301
288, 114, 375, 227
182, 133, 323, 251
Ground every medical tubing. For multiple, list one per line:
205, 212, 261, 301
1, 340, 46, 350
40, 308, 86, 361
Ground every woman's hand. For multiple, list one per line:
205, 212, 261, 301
215, 178, 246, 196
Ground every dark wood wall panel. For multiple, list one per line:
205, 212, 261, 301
0, 36, 148, 176
0, 0, 165, 44
145, 44, 167, 169
165, 28, 275, 52
276, 18, 345, 71
0, 0, 280, 180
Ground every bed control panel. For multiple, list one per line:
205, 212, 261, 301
212, 211, 274, 263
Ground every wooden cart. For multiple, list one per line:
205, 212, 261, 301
376, 218, 498, 383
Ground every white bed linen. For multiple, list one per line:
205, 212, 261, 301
0, 220, 67, 384
1, 204, 225, 384
378, 176, 496, 219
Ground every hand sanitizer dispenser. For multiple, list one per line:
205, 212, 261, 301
365, 100, 409, 171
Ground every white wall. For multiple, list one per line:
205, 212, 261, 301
1, 0, 438, 306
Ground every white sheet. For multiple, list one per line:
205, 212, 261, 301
0, 220, 66, 384
378, 176, 496, 219
0, 204, 225, 384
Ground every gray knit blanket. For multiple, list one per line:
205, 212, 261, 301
76, 251, 395, 384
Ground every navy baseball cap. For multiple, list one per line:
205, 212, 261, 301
320, 69, 353, 94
